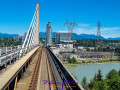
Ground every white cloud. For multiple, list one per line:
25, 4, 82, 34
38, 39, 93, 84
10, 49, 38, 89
74, 26, 120, 38
101, 27, 120, 31
78, 24, 90, 27
74, 27, 97, 35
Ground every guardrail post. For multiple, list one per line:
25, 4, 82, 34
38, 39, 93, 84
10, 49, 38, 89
0, 49, 1, 56
14, 76, 18, 90
11, 47, 12, 52
6, 47, 7, 54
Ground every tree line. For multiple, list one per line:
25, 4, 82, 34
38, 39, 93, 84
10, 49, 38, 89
81, 69, 120, 90
74, 39, 120, 53
0, 37, 18, 47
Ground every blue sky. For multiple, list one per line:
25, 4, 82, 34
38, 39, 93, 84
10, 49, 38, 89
0, 0, 120, 38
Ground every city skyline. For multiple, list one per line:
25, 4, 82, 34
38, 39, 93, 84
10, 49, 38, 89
0, 0, 120, 38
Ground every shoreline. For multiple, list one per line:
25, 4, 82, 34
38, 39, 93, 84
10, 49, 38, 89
63, 61, 120, 66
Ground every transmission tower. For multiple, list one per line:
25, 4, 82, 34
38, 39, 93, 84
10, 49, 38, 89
96, 20, 103, 52
64, 19, 77, 48
64, 19, 77, 40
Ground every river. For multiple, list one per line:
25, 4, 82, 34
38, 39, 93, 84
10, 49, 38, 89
64, 62, 120, 83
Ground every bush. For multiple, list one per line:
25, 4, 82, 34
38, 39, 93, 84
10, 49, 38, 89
67, 57, 77, 64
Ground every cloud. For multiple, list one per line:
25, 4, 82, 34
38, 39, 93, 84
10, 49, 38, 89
74, 27, 97, 35
101, 27, 120, 31
78, 24, 90, 27
74, 26, 120, 38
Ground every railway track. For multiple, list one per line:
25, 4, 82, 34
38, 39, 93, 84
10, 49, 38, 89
36, 48, 57, 90
28, 48, 57, 90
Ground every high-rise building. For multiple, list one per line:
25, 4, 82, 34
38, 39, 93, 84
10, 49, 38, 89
55, 31, 71, 44
45, 22, 52, 46
55, 31, 73, 48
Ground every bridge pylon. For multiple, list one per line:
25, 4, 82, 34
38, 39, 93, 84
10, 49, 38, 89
20, 3, 40, 56
36, 3, 39, 45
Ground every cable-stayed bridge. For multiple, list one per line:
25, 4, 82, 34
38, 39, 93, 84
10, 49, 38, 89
0, 3, 83, 90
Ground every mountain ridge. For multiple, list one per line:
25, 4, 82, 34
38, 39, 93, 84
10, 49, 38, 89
0, 32, 120, 40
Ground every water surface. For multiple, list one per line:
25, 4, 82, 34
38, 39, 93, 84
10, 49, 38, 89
64, 62, 120, 83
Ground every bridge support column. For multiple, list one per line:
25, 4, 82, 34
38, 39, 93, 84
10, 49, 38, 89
21, 69, 23, 78
14, 76, 18, 90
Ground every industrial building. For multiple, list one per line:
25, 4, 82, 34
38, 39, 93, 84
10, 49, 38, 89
55, 31, 73, 48
45, 22, 52, 46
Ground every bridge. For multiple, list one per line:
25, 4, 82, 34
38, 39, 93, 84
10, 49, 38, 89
0, 3, 84, 90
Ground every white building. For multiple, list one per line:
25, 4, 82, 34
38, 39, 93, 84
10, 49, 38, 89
45, 22, 52, 46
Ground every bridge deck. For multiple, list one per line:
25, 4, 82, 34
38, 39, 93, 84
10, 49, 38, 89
0, 47, 39, 90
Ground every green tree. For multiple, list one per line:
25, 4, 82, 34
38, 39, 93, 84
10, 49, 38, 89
93, 73, 97, 81
94, 81, 107, 90
67, 57, 77, 64
107, 75, 120, 90
118, 69, 120, 76
67, 56, 71, 63
81, 77, 88, 90
71, 57, 77, 63
86, 47, 90, 51
106, 69, 118, 79
97, 69, 103, 81
88, 79, 96, 89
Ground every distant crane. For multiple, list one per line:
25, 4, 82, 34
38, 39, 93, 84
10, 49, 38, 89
64, 19, 77, 48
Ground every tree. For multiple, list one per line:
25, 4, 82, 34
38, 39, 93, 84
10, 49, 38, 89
86, 47, 90, 51
71, 57, 77, 63
88, 79, 96, 89
94, 81, 107, 90
81, 77, 88, 90
93, 73, 97, 81
72, 49, 75, 54
97, 69, 103, 81
67, 56, 71, 63
106, 69, 118, 79
67, 57, 77, 64
118, 69, 120, 76
88, 69, 120, 90
107, 75, 120, 90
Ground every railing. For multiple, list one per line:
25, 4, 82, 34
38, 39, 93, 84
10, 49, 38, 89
0, 45, 37, 67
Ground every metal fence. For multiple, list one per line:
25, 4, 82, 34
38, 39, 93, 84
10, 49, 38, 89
0, 45, 37, 67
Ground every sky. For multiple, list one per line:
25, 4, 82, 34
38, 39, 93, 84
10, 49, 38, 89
0, 0, 120, 38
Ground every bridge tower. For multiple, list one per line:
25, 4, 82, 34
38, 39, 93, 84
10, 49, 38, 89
36, 3, 39, 45
20, 3, 40, 56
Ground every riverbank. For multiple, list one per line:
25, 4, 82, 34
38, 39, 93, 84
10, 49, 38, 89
64, 61, 120, 66
64, 58, 120, 65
